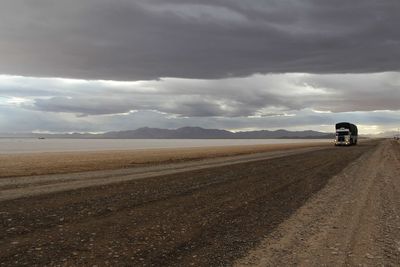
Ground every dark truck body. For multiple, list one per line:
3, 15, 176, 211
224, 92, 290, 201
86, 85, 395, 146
335, 122, 358, 146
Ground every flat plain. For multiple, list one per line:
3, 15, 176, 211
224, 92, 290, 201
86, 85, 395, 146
1, 140, 399, 266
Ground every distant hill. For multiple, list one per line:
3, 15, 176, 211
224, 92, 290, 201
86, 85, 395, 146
233, 129, 331, 139
1, 127, 333, 139
105, 127, 333, 139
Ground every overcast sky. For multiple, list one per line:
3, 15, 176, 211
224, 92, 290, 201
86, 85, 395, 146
1, 0, 400, 134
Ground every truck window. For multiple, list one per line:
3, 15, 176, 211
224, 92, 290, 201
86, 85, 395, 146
337, 131, 349, 136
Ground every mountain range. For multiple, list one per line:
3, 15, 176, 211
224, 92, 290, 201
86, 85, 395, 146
0, 127, 334, 139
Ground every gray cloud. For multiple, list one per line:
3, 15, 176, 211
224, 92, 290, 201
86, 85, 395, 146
1, 0, 400, 80
33, 97, 134, 116
1, 72, 399, 123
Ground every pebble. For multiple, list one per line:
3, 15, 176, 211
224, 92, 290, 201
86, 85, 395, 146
365, 253, 374, 259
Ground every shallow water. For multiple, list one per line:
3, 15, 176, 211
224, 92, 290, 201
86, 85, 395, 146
0, 138, 331, 154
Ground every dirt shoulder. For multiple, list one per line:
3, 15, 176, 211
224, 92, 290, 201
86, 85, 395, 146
0, 142, 329, 178
0, 141, 377, 266
235, 139, 400, 266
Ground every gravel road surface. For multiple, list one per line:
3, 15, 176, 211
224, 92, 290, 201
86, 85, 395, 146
1, 140, 396, 266
236, 139, 400, 266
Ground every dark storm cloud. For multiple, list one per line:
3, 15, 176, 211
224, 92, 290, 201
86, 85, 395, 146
1, 0, 400, 80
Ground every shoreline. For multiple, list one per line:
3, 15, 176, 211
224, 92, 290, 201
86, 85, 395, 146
0, 142, 330, 178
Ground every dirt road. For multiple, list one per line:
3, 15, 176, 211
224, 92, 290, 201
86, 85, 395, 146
1, 139, 398, 266
236, 139, 400, 266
